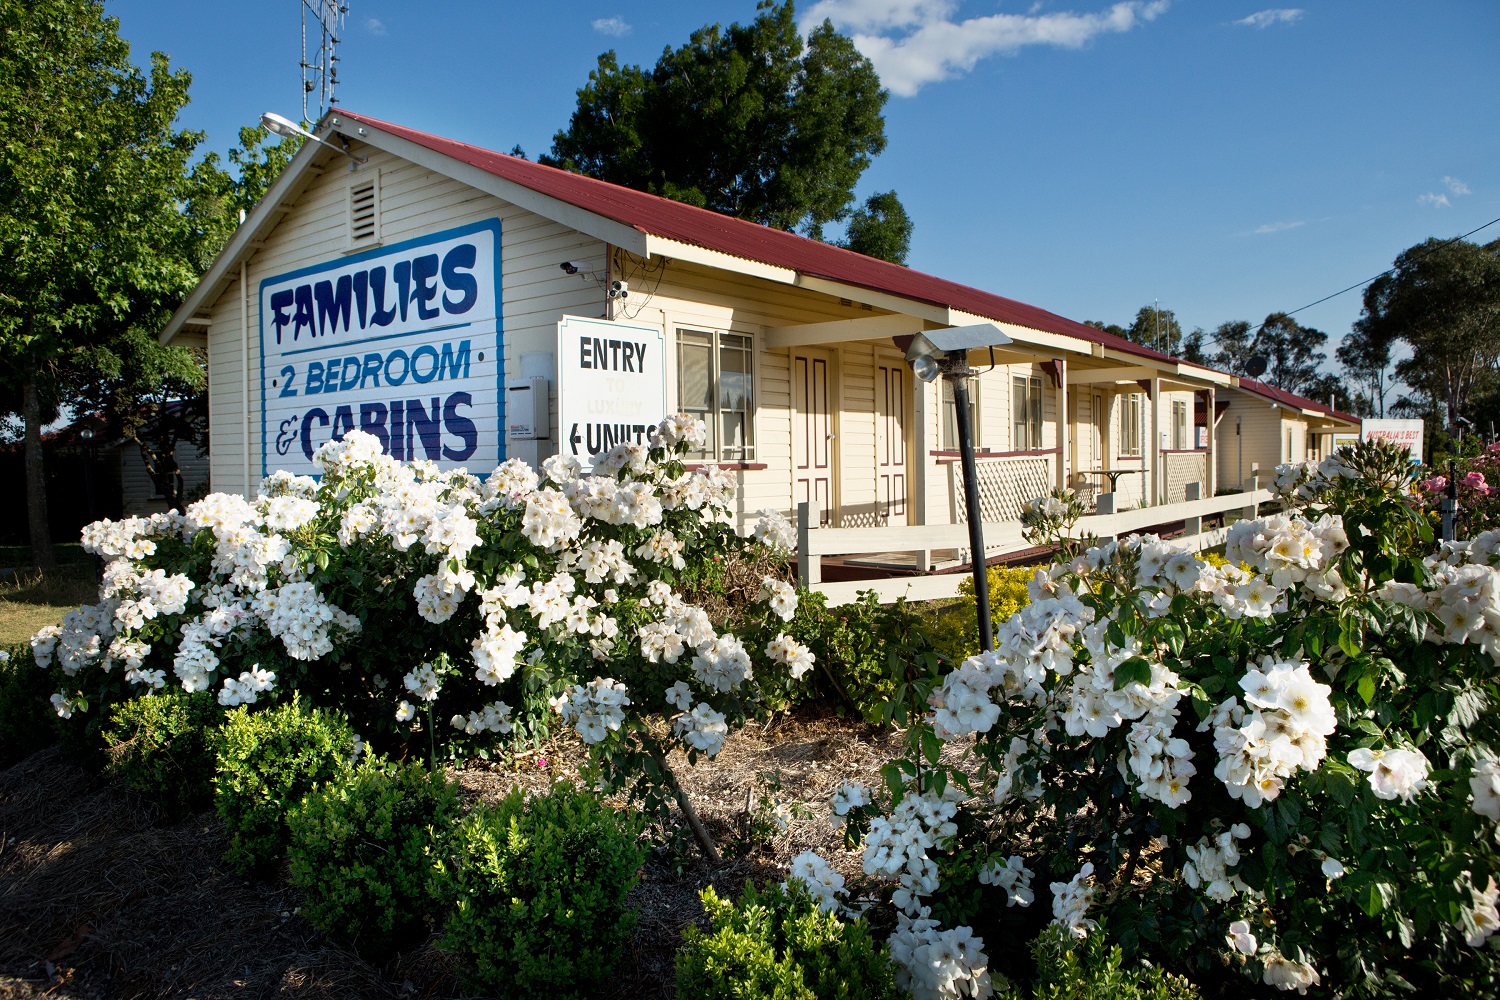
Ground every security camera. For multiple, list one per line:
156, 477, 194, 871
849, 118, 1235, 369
609, 279, 629, 299
560, 261, 585, 275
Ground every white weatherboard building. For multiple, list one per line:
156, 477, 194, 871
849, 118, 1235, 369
159, 111, 1359, 597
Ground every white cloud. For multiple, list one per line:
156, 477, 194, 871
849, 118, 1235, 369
365, 17, 388, 36
1234, 9, 1303, 28
1254, 220, 1305, 234
592, 16, 632, 37
1419, 192, 1452, 208
1444, 175, 1471, 196
804, 0, 1171, 97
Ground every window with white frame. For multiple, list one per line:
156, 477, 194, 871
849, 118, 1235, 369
1120, 393, 1143, 456
1172, 399, 1188, 450
1012, 375, 1043, 451
942, 376, 981, 450
677, 329, 754, 461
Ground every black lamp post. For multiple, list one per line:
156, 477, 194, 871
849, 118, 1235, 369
905, 324, 1014, 653
79, 425, 97, 523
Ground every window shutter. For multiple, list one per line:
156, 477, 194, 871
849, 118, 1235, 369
347, 171, 380, 248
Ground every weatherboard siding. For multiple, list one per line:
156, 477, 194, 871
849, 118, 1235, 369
633, 255, 900, 524
1216, 392, 1285, 489
204, 147, 606, 496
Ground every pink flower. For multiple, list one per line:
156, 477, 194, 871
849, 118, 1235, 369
536, 757, 548, 769
1464, 472, 1490, 494
1421, 476, 1448, 493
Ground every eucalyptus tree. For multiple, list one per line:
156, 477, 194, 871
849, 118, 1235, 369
1361, 237, 1500, 429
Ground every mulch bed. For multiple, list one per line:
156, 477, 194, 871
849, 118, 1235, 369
0, 705, 919, 999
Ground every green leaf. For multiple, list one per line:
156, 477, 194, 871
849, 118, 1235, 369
881, 763, 905, 801
920, 728, 942, 767
1352, 875, 1386, 917
1357, 674, 1376, 706
1339, 620, 1362, 658
1113, 657, 1153, 690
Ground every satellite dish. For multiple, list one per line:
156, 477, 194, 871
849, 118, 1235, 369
1245, 356, 1268, 379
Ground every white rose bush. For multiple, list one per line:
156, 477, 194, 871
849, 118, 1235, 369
30, 414, 811, 856
813, 441, 1500, 997
25, 418, 1500, 995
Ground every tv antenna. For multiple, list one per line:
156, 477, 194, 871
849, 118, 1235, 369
301, 0, 348, 123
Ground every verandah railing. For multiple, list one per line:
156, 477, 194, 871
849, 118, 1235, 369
794, 484, 1270, 606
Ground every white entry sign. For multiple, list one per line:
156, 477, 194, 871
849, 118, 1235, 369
1361, 418, 1423, 462
260, 219, 502, 477
557, 315, 666, 466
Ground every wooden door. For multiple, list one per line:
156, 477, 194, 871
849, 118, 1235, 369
876, 359, 908, 526
793, 351, 835, 525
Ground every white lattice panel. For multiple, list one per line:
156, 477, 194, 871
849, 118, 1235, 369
1166, 453, 1208, 503
840, 508, 883, 528
1069, 475, 1100, 508
951, 455, 1054, 525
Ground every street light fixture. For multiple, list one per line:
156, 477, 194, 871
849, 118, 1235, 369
79, 424, 97, 523
905, 323, 1013, 652
259, 112, 368, 165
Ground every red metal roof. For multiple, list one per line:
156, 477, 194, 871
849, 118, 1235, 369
332, 111, 1359, 429
1235, 377, 1361, 425
337, 110, 1186, 367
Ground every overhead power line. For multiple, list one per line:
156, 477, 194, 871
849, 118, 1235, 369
1194, 214, 1500, 350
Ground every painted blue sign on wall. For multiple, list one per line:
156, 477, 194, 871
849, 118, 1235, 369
259, 218, 503, 477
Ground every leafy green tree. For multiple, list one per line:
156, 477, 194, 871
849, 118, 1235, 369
66, 328, 208, 511
1337, 310, 1395, 418
0, 0, 203, 570
842, 190, 912, 264
543, 1, 910, 259
1179, 328, 1209, 365
1198, 314, 1327, 396
1083, 319, 1128, 338
1204, 319, 1256, 377
1255, 311, 1328, 396
1301, 372, 1359, 414
218, 126, 302, 223
1124, 305, 1183, 355
54, 126, 304, 514
1360, 237, 1500, 429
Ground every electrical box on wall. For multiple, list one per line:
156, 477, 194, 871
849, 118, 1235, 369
507, 377, 550, 440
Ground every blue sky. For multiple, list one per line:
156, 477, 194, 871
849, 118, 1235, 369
108, 0, 1499, 365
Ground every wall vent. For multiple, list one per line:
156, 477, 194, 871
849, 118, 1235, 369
347, 171, 380, 248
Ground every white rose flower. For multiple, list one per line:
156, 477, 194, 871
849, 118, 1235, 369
1471, 758, 1500, 821
1348, 746, 1431, 803
1226, 919, 1257, 955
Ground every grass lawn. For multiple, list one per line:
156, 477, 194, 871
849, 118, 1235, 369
0, 546, 97, 648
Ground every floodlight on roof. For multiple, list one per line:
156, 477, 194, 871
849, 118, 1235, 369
259, 111, 368, 165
